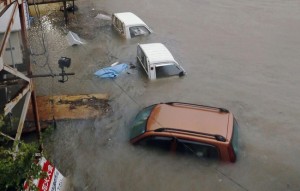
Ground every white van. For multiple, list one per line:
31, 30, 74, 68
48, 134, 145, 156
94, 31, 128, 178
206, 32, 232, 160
112, 12, 152, 39
137, 43, 186, 80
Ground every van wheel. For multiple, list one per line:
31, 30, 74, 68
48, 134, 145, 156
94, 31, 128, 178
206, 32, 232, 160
179, 71, 185, 77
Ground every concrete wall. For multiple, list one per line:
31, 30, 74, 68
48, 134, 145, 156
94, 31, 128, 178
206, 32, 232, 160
0, 1, 29, 66
0, 1, 29, 33
0, 32, 23, 65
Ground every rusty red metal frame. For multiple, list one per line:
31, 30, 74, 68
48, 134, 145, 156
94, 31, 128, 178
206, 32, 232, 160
0, 0, 42, 149
0, 1, 17, 57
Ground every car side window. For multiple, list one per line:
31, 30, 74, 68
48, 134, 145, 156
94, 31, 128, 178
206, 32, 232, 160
138, 136, 173, 151
176, 139, 219, 159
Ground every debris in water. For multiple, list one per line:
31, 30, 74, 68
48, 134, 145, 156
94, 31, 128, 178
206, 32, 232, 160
111, 62, 119, 66
66, 31, 86, 46
95, 13, 111, 21
94, 63, 128, 79
57, 96, 110, 112
129, 63, 136, 69
60, 3, 78, 12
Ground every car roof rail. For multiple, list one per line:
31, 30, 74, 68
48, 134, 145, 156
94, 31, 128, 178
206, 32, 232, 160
164, 102, 229, 113
154, 128, 227, 142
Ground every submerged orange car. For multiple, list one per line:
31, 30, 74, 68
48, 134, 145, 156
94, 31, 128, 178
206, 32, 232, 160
130, 102, 239, 162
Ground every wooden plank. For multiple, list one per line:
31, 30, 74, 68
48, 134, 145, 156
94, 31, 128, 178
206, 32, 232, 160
3, 65, 31, 82
14, 90, 31, 152
0, 57, 3, 70
15, 91, 31, 140
4, 83, 31, 115
26, 94, 110, 122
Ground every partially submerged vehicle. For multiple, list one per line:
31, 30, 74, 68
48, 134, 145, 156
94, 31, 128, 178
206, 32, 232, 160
112, 12, 152, 39
130, 102, 239, 162
137, 43, 186, 80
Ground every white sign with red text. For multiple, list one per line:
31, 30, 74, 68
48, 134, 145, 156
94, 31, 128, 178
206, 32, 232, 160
24, 157, 66, 191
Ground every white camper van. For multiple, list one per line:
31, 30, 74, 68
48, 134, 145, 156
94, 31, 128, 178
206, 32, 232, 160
137, 43, 186, 80
112, 12, 152, 39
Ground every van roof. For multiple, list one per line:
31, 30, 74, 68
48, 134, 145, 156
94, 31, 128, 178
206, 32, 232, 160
139, 43, 177, 65
113, 12, 147, 27
147, 103, 231, 139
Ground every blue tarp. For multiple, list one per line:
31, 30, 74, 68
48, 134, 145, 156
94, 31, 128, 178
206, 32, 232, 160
94, 63, 128, 78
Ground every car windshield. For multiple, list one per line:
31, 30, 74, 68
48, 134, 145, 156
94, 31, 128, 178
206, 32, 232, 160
231, 118, 239, 154
130, 105, 156, 139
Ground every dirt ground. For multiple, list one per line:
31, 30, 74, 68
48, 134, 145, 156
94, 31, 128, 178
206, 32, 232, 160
29, 0, 300, 190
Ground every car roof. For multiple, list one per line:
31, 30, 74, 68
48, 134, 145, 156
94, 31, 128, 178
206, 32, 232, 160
113, 12, 147, 27
138, 43, 177, 65
147, 103, 231, 139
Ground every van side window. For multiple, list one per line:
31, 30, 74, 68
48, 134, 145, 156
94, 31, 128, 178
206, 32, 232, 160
137, 47, 142, 58
138, 49, 147, 72
113, 17, 124, 34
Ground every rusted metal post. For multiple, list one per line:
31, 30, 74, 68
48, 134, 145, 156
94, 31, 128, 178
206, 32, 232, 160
72, 0, 74, 14
18, 0, 31, 75
31, 90, 43, 151
0, 2, 17, 57
18, 0, 43, 151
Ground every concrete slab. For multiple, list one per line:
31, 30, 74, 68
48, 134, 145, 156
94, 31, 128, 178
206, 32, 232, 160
26, 93, 110, 121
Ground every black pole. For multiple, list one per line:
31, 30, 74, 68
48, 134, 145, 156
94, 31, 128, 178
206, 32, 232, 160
63, 0, 68, 24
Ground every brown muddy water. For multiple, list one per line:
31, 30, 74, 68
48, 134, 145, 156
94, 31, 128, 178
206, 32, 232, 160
28, 0, 300, 190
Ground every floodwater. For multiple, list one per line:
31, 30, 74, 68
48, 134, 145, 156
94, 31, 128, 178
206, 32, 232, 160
29, 0, 300, 190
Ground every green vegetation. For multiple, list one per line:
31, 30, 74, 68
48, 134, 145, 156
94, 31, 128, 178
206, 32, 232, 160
0, 115, 4, 128
0, 115, 44, 191
0, 142, 41, 191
